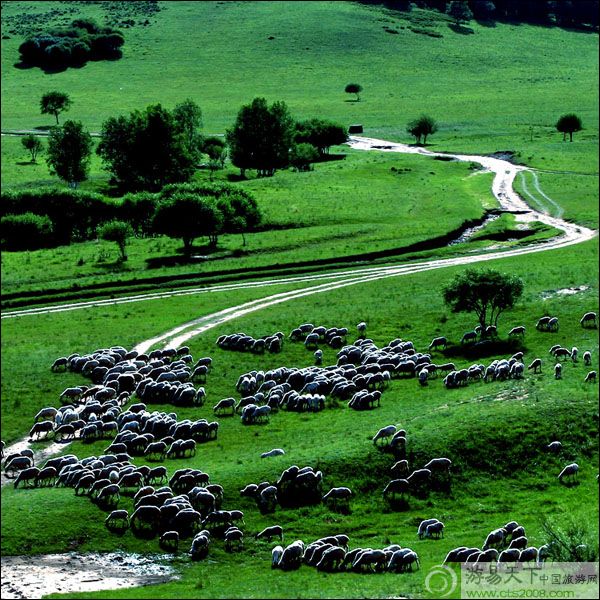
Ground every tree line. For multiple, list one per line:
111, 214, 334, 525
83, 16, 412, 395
0, 183, 261, 258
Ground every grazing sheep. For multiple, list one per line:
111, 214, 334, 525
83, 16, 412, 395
14, 467, 40, 489
224, 527, 244, 552
425, 521, 445, 539
483, 528, 508, 550
159, 530, 180, 552
314, 349, 323, 365
518, 547, 539, 563
558, 463, 579, 483
261, 448, 285, 458
476, 549, 500, 563
485, 325, 497, 337
322, 487, 352, 509
316, 545, 346, 571
382, 478, 409, 500
423, 457, 452, 473
271, 545, 284, 568
428, 336, 447, 351
546, 441, 562, 453
418, 368, 428, 386
554, 363, 562, 379
547, 317, 559, 332
508, 326, 525, 337
554, 347, 571, 361
461, 331, 477, 344
417, 519, 439, 539
527, 358, 542, 374
357, 322, 367, 338
256, 525, 284, 542
105, 509, 130, 531
391, 460, 409, 476
372, 425, 397, 446
571, 347, 579, 363
497, 548, 521, 565
443, 547, 468, 564
580, 312, 597, 328
536, 316, 551, 330
407, 468, 431, 487
29, 421, 54, 440
279, 540, 305, 571
190, 531, 211, 561
584, 371, 597, 383
35, 407, 58, 422
583, 351, 592, 366
508, 536, 528, 550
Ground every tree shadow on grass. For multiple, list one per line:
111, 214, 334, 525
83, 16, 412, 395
16, 161, 37, 166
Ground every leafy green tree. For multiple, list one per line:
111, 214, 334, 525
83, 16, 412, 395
406, 115, 438, 144
443, 268, 524, 335
290, 143, 319, 171
97, 103, 197, 192
152, 194, 223, 254
295, 118, 348, 155
173, 98, 203, 162
46, 120, 93, 188
556, 113, 583, 142
98, 219, 133, 261
202, 136, 227, 179
226, 97, 295, 178
40, 91, 72, 125
344, 83, 363, 101
21, 134, 44, 163
447, 1, 474, 24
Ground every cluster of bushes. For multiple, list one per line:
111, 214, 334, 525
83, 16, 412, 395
18, 18, 125, 70
1, 183, 261, 254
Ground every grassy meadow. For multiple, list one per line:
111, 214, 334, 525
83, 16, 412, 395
2, 239, 598, 598
0, 2, 598, 599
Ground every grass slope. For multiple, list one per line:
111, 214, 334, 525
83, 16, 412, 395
1, 240, 598, 599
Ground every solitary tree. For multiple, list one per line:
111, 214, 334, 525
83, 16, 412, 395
443, 268, 524, 335
406, 115, 438, 144
46, 120, 93, 188
152, 194, 223, 255
556, 113, 583, 142
173, 98, 204, 163
447, 0, 474, 25
40, 91, 72, 125
345, 83, 363, 101
21, 134, 44, 163
98, 219, 133, 261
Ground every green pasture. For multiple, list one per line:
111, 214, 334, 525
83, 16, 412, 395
1, 150, 497, 298
2, 239, 598, 598
1, 1, 598, 180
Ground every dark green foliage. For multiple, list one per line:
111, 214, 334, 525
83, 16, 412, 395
226, 97, 296, 177
46, 120, 93, 188
172, 98, 204, 163
471, 0, 497, 19
152, 193, 223, 253
556, 113, 583, 142
0, 189, 119, 245
406, 114, 438, 144
18, 19, 124, 71
21, 134, 43, 163
294, 118, 348, 155
39, 91, 72, 125
119, 192, 160, 236
158, 182, 261, 246
98, 220, 134, 261
443, 268, 524, 333
541, 518, 599, 562
344, 82, 363, 101
97, 103, 198, 192
447, 0, 474, 24
202, 136, 226, 160
1, 213, 54, 251
290, 143, 320, 171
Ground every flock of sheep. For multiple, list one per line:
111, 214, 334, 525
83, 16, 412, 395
2, 310, 597, 572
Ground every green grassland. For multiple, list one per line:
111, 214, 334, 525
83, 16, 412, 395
0, 3, 598, 599
1, 150, 496, 298
1, 239, 598, 599
1, 1, 598, 177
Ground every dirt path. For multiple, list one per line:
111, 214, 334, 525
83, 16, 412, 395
0, 552, 176, 599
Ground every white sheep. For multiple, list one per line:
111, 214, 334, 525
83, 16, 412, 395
583, 351, 592, 366
554, 363, 562, 379
580, 312, 597, 328
372, 425, 397, 445
508, 326, 525, 337
417, 518, 439, 539
425, 521, 445, 539
571, 347, 579, 362
527, 358, 542, 373
261, 448, 285, 458
584, 371, 597, 383
558, 463, 579, 483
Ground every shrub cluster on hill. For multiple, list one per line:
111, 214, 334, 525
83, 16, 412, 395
0, 183, 261, 253
17, 18, 125, 71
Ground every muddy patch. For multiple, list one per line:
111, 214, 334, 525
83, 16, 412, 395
541, 285, 590, 300
0, 552, 177, 599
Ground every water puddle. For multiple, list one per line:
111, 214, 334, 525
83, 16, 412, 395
0, 552, 177, 599
540, 285, 590, 300
448, 214, 501, 246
